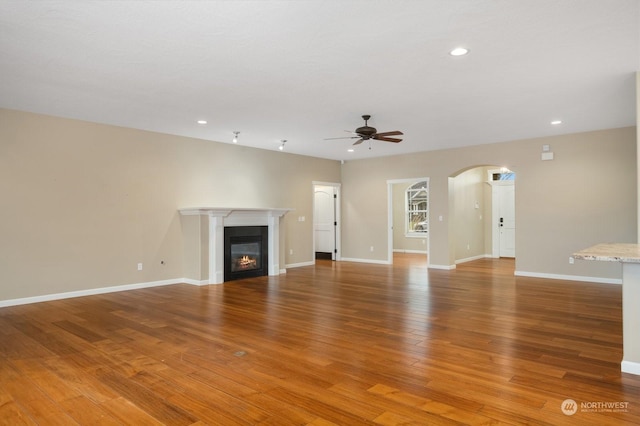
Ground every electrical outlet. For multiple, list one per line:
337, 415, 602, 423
370, 246, 374, 252
289, 249, 293, 255
569, 256, 575, 264
137, 263, 143, 271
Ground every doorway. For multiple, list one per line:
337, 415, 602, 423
450, 165, 516, 264
489, 169, 516, 258
387, 178, 430, 265
313, 182, 341, 261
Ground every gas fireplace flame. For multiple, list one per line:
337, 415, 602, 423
237, 255, 257, 270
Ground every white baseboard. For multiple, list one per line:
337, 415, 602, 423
514, 270, 621, 285
393, 249, 428, 254
342, 257, 454, 269
430, 254, 494, 270
621, 360, 640, 376
428, 264, 456, 270
182, 278, 210, 286
341, 257, 392, 265
3, 267, 621, 308
0, 278, 193, 308
285, 261, 314, 269
455, 254, 490, 264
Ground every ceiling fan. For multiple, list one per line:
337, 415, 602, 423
325, 115, 403, 145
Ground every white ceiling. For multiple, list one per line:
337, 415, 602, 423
1, 1, 638, 161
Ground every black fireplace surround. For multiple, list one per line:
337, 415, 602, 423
224, 226, 269, 282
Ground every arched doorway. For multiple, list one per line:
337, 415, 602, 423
450, 165, 515, 264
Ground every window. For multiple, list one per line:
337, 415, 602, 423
406, 180, 428, 235
491, 172, 515, 181
489, 168, 515, 182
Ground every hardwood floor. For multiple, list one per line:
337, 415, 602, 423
1, 254, 638, 425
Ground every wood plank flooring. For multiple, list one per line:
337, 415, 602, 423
1, 255, 639, 425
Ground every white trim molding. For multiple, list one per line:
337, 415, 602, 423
621, 360, 640, 375
182, 278, 209, 286
455, 254, 490, 264
428, 264, 456, 270
285, 261, 315, 269
341, 257, 391, 265
393, 249, 428, 254
0, 278, 194, 308
179, 207, 292, 284
515, 270, 621, 285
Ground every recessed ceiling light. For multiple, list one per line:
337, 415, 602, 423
347, 149, 354, 153
450, 47, 469, 56
197, 120, 207, 125
551, 120, 562, 125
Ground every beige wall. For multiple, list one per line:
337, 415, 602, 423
0, 109, 341, 301
1, 108, 636, 303
451, 167, 488, 261
637, 72, 640, 241
341, 127, 637, 280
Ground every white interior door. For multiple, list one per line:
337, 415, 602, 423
314, 185, 336, 259
498, 184, 515, 257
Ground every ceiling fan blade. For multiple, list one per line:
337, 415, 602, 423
374, 130, 403, 137
374, 136, 403, 143
324, 136, 359, 140
352, 139, 364, 145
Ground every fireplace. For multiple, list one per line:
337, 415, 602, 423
224, 226, 268, 281
179, 207, 291, 284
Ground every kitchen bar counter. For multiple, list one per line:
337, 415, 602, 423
573, 243, 640, 263
574, 243, 640, 376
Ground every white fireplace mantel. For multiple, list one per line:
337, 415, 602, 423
179, 207, 292, 284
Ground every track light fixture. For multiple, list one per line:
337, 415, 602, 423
232, 131, 240, 143
279, 140, 287, 151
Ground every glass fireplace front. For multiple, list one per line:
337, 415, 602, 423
224, 226, 268, 281
230, 242, 261, 273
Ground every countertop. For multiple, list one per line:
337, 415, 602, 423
573, 243, 640, 263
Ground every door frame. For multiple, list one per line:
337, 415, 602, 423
489, 179, 515, 258
312, 181, 341, 262
387, 177, 430, 266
